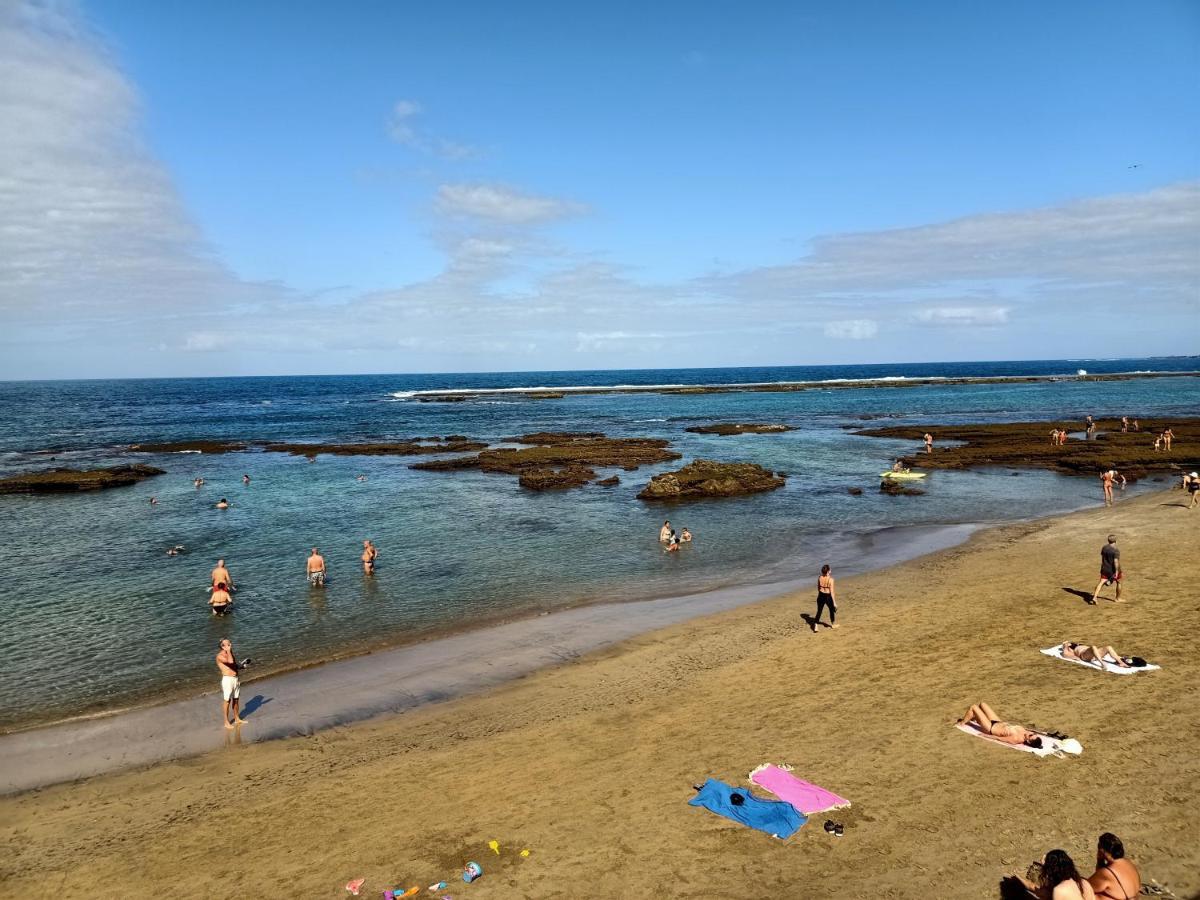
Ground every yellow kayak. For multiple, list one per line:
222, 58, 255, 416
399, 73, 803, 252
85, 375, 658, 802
880, 471, 928, 480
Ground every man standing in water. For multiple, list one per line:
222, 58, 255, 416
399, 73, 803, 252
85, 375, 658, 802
211, 559, 233, 591
659, 520, 672, 543
216, 639, 246, 729
1091, 534, 1123, 604
923, 432, 933, 454
306, 547, 327, 585
361, 539, 377, 574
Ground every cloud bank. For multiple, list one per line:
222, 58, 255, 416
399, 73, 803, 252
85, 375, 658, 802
1, 1, 1196, 377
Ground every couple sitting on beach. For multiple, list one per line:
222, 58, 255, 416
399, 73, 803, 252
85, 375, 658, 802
1003, 833, 1141, 899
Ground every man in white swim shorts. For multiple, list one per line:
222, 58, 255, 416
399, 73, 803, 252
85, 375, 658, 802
216, 638, 245, 729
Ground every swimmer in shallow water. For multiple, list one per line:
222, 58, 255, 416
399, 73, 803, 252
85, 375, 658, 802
361, 539, 377, 574
306, 547, 327, 585
242, 474, 250, 485
659, 520, 671, 543
680, 527, 692, 543
215, 498, 229, 509
209, 581, 232, 615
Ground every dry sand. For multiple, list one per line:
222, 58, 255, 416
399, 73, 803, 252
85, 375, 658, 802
1, 490, 1197, 899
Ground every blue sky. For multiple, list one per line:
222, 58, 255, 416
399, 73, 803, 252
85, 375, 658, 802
1, 0, 1197, 378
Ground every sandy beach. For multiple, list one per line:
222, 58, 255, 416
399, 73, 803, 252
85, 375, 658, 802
2, 489, 1197, 899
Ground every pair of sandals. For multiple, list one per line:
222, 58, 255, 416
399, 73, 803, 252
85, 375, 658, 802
823, 820, 845, 837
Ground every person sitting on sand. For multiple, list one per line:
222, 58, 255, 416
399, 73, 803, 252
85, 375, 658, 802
1020, 849, 1097, 899
306, 547, 327, 585
215, 498, 229, 509
1060, 642, 1137, 671
1087, 833, 1140, 900
680, 527, 692, 543
958, 701, 1043, 748
361, 539, 377, 574
209, 582, 232, 615
659, 520, 672, 543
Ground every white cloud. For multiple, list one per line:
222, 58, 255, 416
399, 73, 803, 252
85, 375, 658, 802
915, 306, 1010, 327
386, 98, 477, 159
435, 183, 586, 224
824, 319, 879, 340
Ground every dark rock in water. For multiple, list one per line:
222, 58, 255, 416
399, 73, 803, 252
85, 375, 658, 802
132, 440, 248, 454
847, 486, 864, 496
518, 465, 597, 490
524, 391, 565, 400
879, 480, 925, 496
685, 423, 796, 436
854, 417, 1200, 479
596, 475, 620, 486
411, 434, 679, 491
265, 439, 487, 457
509, 432, 605, 444
637, 460, 785, 501
0, 464, 166, 494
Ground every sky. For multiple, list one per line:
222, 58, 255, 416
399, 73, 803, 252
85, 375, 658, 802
0, 0, 1197, 379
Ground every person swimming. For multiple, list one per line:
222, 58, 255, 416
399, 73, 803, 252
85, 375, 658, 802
209, 581, 232, 615
215, 498, 229, 509
680, 527, 692, 543
959, 702, 1043, 748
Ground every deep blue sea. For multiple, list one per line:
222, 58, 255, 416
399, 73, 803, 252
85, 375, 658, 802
1, 358, 1196, 728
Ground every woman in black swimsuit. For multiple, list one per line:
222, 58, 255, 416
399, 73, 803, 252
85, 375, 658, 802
1088, 833, 1140, 900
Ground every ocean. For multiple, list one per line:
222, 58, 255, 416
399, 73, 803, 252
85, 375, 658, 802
0, 357, 1196, 729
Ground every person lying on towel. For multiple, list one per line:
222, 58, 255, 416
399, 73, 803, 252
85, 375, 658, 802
958, 701, 1043, 749
1060, 642, 1145, 671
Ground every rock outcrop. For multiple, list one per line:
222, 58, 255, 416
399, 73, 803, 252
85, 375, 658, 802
637, 460, 785, 501
685, 423, 796, 436
855, 418, 1200, 479
0, 464, 166, 494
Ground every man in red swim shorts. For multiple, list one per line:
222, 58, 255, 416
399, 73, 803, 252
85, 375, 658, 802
1091, 534, 1123, 604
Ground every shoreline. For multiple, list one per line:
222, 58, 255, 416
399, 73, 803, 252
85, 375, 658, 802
2, 488, 1196, 898
0, 521, 978, 792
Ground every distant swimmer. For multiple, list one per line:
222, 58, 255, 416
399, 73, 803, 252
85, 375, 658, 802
149, 496, 158, 505
666, 530, 680, 552
211, 559, 233, 591
209, 582, 233, 615
356, 474, 368, 482
307, 547, 327, 586
680, 527, 693, 543
242, 474, 250, 485
812, 564, 838, 631
361, 539, 377, 574
215, 498, 229, 509
194, 477, 205, 488
1091, 534, 1123, 604
166, 544, 185, 556
923, 432, 933, 454
216, 639, 247, 729
659, 520, 671, 543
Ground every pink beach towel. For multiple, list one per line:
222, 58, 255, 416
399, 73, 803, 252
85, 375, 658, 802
748, 764, 850, 814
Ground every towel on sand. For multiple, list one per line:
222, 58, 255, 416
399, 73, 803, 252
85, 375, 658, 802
955, 723, 1082, 758
688, 778, 806, 839
1041, 646, 1159, 674
748, 764, 850, 814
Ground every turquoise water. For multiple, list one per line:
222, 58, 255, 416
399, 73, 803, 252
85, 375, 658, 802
0, 359, 1196, 728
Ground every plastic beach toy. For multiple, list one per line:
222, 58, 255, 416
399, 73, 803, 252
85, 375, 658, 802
345, 878, 365, 896
462, 862, 483, 883
488, 839, 500, 855
399, 888, 421, 898
428, 883, 448, 892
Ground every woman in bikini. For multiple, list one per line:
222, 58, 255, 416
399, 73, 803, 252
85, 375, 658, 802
813, 564, 837, 630
1060, 642, 1133, 671
959, 701, 1043, 748
1087, 833, 1140, 900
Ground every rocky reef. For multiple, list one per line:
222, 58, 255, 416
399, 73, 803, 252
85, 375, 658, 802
685, 423, 796, 436
0, 464, 166, 494
855, 418, 1200, 479
637, 460, 786, 501
879, 480, 925, 496
411, 432, 680, 491
131, 438, 485, 457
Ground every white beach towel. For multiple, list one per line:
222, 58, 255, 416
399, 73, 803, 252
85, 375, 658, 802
1040, 646, 1159, 675
955, 723, 1082, 758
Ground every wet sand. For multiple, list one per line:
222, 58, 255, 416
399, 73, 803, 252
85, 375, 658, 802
2, 491, 1197, 898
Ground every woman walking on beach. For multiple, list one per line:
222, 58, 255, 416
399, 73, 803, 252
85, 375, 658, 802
812, 564, 837, 630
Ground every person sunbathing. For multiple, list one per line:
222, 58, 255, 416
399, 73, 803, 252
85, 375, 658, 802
959, 701, 1043, 748
1060, 642, 1132, 671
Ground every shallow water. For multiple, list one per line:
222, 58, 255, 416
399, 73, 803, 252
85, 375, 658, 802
0, 358, 1195, 727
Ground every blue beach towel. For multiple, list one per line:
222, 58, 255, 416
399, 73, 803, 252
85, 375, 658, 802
688, 778, 806, 839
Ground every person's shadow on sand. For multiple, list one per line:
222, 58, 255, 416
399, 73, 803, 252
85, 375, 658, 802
800, 613, 833, 632
1061, 587, 1097, 606
240, 695, 273, 718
